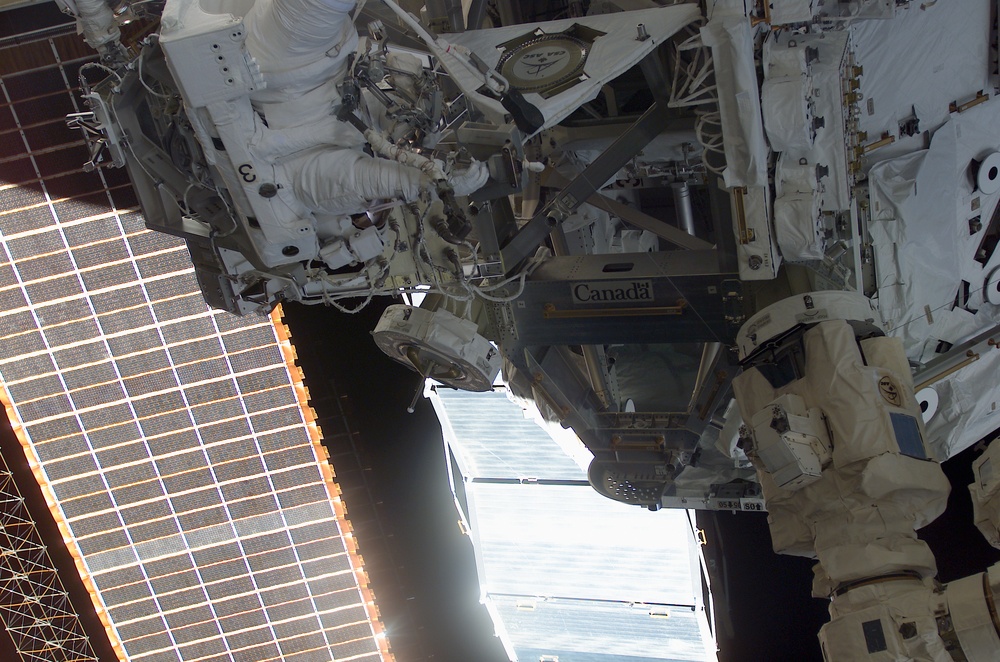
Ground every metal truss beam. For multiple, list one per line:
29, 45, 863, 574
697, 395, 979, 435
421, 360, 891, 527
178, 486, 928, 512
0, 454, 100, 662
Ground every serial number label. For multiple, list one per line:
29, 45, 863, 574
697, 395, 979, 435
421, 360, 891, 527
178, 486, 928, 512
715, 499, 764, 511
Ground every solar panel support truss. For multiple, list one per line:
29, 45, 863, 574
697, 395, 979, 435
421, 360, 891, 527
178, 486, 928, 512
0, 453, 101, 662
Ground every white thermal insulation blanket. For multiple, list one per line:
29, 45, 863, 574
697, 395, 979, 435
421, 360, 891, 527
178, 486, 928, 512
774, 153, 823, 263
733, 322, 949, 582
869, 100, 1000, 363
761, 75, 812, 152
866, 93, 1000, 462
769, 0, 813, 25
775, 153, 817, 197
971, 444, 1000, 548
763, 39, 809, 78
444, 5, 700, 136
852, 0, 991, 160
923, 352, 1000, 462
733, 322, 931, 470
763, 29, 850, 211
700, 17, 768, 188
868, 151, 958, 360
774, 192, 824, 261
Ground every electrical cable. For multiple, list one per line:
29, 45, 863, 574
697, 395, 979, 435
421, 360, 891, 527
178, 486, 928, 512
137, 50, 172, 100
78, 62, 122, 95
694, 108, 726, 176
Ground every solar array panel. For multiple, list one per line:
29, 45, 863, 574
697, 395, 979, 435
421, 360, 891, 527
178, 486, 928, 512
0, 16, 389, 662
430, 387, 717, 661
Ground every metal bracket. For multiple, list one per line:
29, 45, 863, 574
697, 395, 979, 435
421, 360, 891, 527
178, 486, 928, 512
499, 99, 673, 270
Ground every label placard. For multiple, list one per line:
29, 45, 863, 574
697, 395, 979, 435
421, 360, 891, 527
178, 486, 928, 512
571, 280, 654, 304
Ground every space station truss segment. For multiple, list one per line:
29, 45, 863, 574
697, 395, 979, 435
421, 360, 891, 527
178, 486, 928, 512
0, 438, 101, 662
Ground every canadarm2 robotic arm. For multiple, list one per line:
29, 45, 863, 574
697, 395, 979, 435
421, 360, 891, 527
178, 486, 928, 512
733, 291, 1000, 661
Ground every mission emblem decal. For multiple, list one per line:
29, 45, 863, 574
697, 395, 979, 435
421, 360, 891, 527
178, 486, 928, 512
496, 25, 604, 97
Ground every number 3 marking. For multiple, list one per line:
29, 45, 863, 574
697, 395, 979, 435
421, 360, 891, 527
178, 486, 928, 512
238, 163, 256, 183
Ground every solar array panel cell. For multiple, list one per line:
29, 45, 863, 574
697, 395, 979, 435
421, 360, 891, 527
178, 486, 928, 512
182, 646, 221, 662
18, 251, 77, 282
59, 488, 114, 518
0, 203, 53, 234
51, 472, 106, 499
103, 307, 157, 335
14, 94, 75, 123
126, 225, 181, 254
0, 260, 20, 286
124, 370, 180, 397
8, 227, 66, 259
45, 317, 102, 349
0, 284, 28, 311
117, 348, 171, 375
155, 294, 210, 322
41, 296, 92, 323
51, 193, 111, 222
76, 530, 131, 557
191, 399, 245, 425
109, 598, 162, 625
0, 129, 22, 159
71, 379, 127, 408
177, 506, 229, 533
0, 309, 35, 337
25, 272, 83, 301
110, 472, 167, 503
72, 238, 132, 268
6, 372, 62, 401
1, 157, 36, 185
168, 336, 224, 365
